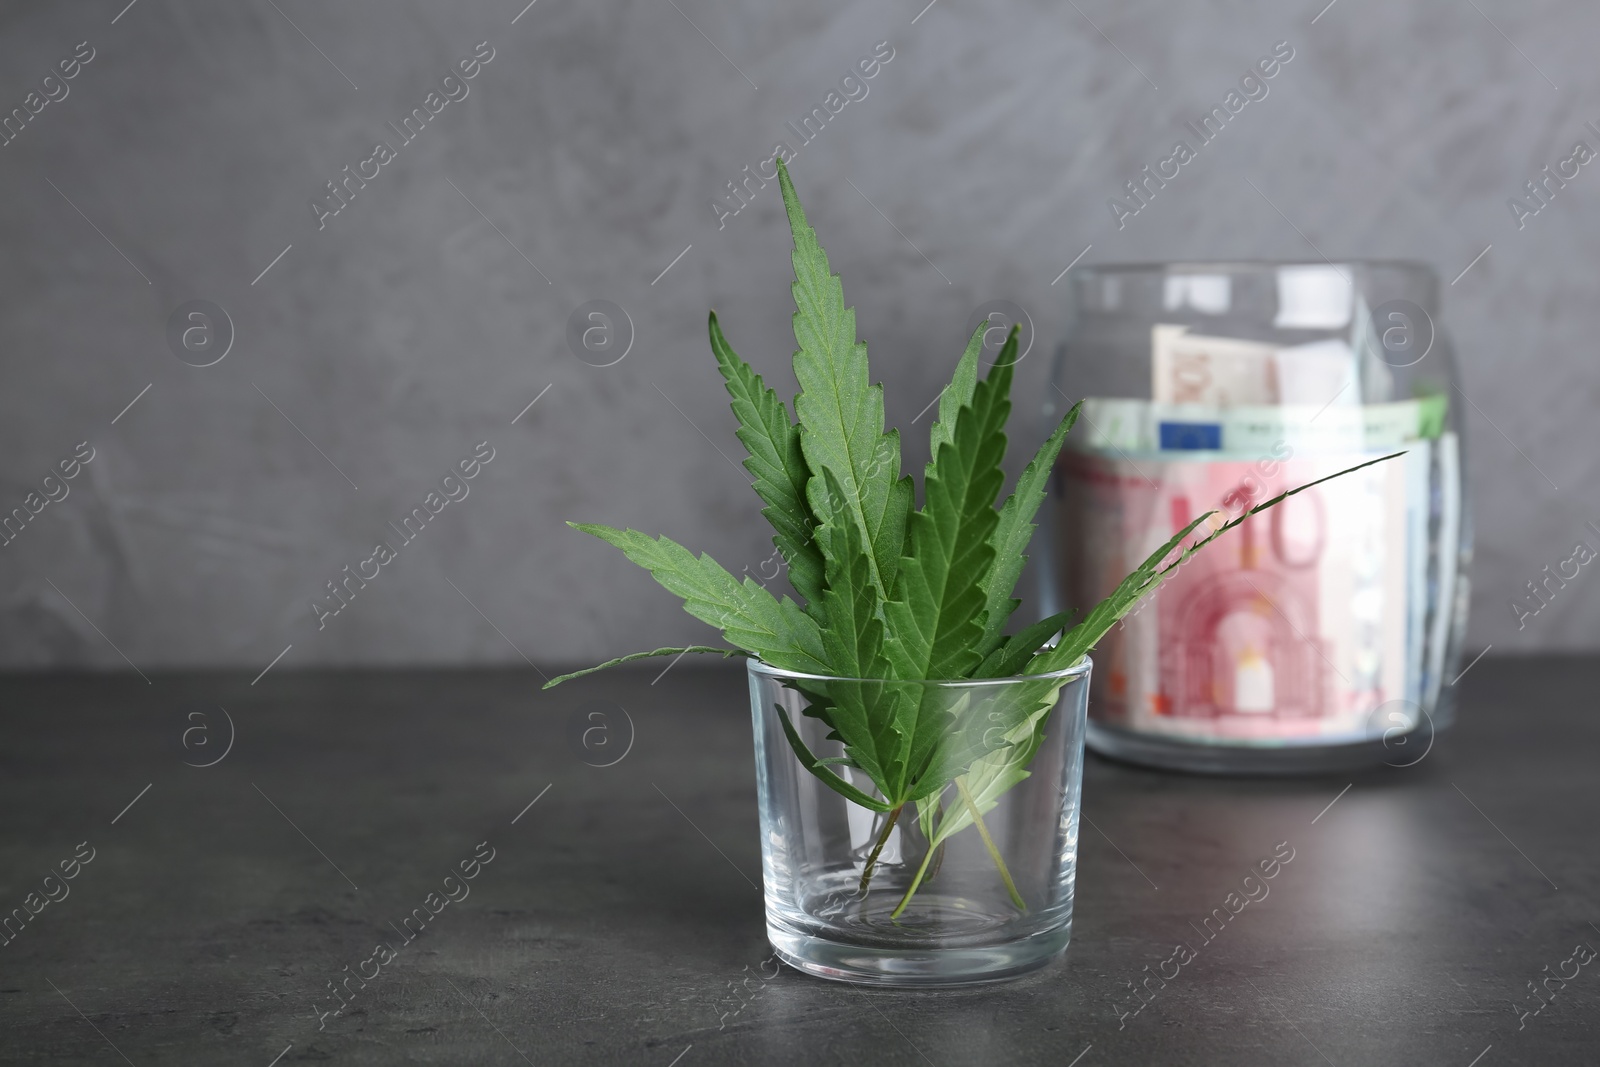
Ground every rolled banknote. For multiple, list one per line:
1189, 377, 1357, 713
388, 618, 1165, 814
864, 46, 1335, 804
1073, 395, 1447, 455
1152, 323, 1364, 410
1151, 325, 1280, 407
1055, 445, 1444, 743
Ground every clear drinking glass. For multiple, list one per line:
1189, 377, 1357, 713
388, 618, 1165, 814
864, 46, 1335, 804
1044, 261, 1471, 773
748, 658, 1091, 986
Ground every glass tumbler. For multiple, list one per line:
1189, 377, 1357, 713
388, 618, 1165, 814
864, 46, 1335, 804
1044, 261, 1471, 774
748, 658, 1091, 986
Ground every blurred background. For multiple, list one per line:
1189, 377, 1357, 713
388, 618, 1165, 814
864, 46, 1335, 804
0, 0, 1593, 673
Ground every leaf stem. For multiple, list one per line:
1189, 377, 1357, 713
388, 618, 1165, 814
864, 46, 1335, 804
889, 836, 940, 919
925, 800, 948, 883
857, 804, 903, 896
955, 776, 1027, 913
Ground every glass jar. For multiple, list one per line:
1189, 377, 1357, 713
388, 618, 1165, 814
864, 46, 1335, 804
748, 659, 1091, 986
1043, 261, 1470, 774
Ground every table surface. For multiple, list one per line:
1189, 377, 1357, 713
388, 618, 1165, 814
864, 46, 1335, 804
0, 656, 1596, 1066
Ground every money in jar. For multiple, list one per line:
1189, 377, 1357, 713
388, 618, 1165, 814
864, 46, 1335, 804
1043, 262, 1469, 773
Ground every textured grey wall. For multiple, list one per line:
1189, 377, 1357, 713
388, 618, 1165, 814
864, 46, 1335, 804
0, 0, 1593, 673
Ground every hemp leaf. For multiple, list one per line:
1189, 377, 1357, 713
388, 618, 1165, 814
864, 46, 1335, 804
780, 162, 912, 603
709, 312, 825, 610
560, 524, 826, 676
548, 158, 1400, 907
882, 332, 1011, 683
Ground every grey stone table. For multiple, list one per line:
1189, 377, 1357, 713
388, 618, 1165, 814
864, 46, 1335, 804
1, 656, 1596, 1066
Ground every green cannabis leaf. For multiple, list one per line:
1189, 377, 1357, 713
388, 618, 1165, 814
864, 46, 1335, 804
710, 311, 825, 610
780, 161, 913, 604
544, 645, 745, 688
564, 524, 829, 676
883, 334, 1012, 683
551, 158, 1400, 911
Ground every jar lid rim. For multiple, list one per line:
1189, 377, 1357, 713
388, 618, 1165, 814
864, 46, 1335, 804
1069, 258, 1436, 275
